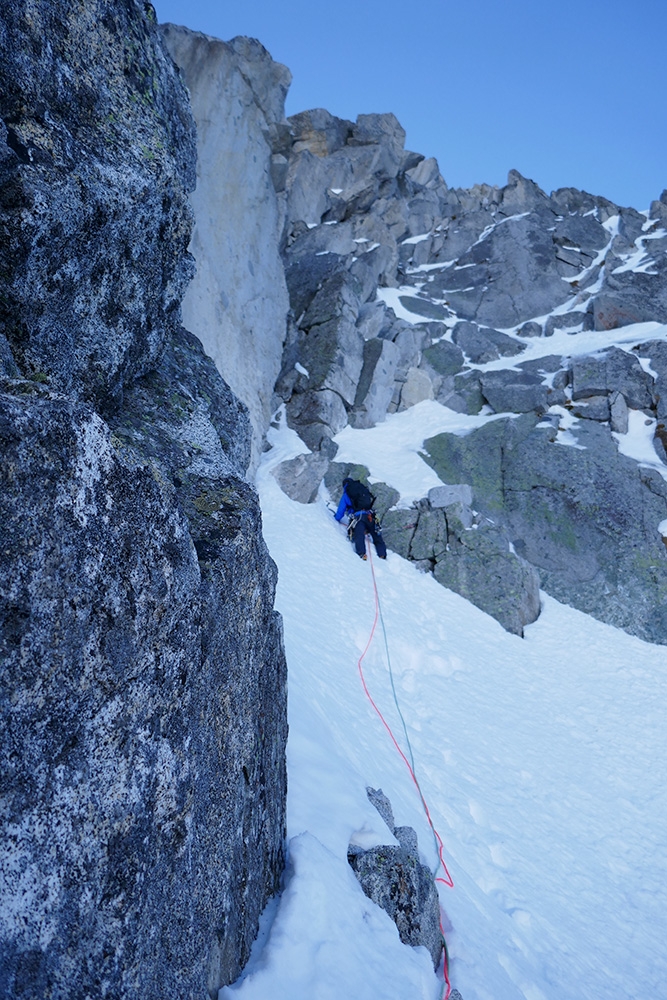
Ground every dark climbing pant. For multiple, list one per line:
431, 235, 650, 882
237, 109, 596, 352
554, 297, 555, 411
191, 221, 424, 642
352, 512, 387, 559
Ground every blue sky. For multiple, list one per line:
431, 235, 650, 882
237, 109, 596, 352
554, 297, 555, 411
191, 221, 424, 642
153, 0, 666, 210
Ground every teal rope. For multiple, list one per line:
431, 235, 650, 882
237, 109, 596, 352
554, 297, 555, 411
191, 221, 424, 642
373, 579, 444, 878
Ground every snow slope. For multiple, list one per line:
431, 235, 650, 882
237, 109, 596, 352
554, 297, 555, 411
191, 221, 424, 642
222, 411, 667, 1000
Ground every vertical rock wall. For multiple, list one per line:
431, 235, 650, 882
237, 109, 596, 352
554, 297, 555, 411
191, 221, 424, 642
0, 3, 287, 997
161, 25, 291, 474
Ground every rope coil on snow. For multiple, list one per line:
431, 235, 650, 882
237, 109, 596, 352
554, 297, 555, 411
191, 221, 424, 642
356, 538, 454, 1000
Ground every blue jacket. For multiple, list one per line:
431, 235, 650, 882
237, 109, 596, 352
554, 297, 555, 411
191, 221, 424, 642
334, 489, 372, 522
334, 489, 353, 522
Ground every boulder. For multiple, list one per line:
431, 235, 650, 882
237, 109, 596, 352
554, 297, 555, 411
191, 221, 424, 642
479, 369, 549, 414
610, 390, 629, 434
348, 787, 442, 970
399, 367, 434, 409
409, 507, 448, 562
422, 339, 465, 377
286, 388, 347, 450
289, 108, 352, 156
451, 322, 524, 362
433, 525, 541, 637
544, 311, 587, 336
381, 508, 419, 559
571, 348, 653, 409
571, 395, 611, 421
518, 321, 543, 338
350, 337, 400, 428
423, 413, 667, 643
271, 451, 329, 503
285, 251, 348, 319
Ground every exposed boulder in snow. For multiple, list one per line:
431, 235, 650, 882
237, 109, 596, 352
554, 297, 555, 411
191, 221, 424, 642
161, 25, 291, 473
348, 787, 443, 969
571, 348, 653, 409
271, 450, 329, 504
423, 414, 667, 644
479, 369, 549, 415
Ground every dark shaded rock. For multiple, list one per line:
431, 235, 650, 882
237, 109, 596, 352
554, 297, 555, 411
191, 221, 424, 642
285, 251, 349, 319
451, 321, 524, 362
348, 788, 442, 969
570, 395, 611, 421
422, 339, 465, 376
544, 311, 587, 336
451, 321, 499, 363
399, 295, 449, 321
430, 210, 573, 327
479, 369, 549, 414
571, 348, 653, 409
433, 524, 541, 637
518, 321, 543, 338
635, 340, 667, 419
410, 507, 448, 561
0, 332, 288, 999
289, 107, 352, 156
423, 414, 667, 643
0, 0, 196, 413
0, 8, 287, 998
517, 355, 565, 375
440, 369, 485, 414
0, 332, 19, 377
381, 508, 419, 558
286, 388, 347, 450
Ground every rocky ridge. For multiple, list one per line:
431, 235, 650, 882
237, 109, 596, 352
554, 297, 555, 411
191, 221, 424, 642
0, 4, 286, 998
265, 107, 667, 642
161, 27, 667, 639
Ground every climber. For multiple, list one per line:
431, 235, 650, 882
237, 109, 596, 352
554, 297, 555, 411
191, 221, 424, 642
334, 477, 387, 560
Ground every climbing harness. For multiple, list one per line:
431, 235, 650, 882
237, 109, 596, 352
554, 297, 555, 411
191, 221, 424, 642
357, 539, 454, 1000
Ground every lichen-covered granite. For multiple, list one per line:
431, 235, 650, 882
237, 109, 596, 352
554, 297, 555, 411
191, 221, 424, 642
0, 3, 287, 997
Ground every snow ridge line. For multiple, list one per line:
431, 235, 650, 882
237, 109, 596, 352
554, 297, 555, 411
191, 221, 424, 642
358, 540, 454, 999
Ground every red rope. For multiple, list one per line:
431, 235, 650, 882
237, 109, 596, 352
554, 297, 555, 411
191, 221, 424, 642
357, 538, 454, 999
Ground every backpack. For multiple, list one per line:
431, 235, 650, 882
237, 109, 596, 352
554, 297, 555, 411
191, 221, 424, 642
344, 478, 375, 512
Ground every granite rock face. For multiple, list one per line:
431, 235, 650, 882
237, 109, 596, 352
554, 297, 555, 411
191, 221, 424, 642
422, 413, 667, 644
161, 25, 291, 473
258, 92, 667, 640
0, 0, 196, 413
0, 4, 287, 998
